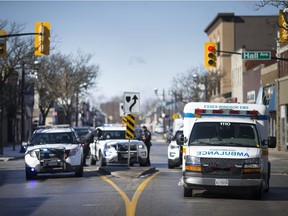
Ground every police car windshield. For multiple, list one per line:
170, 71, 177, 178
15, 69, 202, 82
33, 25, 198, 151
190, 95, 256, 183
30, 132, 77, 145
102, 130, 126, 139
189, 122, 259, 147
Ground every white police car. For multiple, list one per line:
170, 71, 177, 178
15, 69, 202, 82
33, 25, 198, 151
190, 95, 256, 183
168, 127, 183, 169
89, 126, 148, 166
24, 125, 84, 180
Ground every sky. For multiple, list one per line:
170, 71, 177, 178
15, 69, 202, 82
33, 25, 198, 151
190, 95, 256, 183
0, 0, 279, 106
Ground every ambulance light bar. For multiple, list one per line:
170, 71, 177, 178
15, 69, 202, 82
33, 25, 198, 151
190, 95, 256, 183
194, 108, 259, 119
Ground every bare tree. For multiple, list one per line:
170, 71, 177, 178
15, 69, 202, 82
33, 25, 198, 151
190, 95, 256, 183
38, 52, 101, 125
0, 21, 36, 151
254, 1, 288, 9
170, 66, 208, 104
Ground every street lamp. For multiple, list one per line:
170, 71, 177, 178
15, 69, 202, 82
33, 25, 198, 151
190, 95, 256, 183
75, 83, 88, 127
154, 88, 166, 134
19, 60, 40, 152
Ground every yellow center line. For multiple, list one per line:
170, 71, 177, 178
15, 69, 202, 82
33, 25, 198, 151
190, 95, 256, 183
100, 171, 159, 216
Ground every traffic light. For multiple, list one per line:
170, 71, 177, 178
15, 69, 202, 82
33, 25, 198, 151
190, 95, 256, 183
279, 10, 288, 43
0, 30, 7, 58
34, 22, 50, 56
204, 42, 217, 69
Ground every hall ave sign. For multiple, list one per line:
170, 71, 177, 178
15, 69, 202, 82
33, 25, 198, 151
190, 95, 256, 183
242, 51, 271, 60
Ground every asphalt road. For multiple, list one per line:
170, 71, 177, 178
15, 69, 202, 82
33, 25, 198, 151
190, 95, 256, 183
1, 134, 288, 216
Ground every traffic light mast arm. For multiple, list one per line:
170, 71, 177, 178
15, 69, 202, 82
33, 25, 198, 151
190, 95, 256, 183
218, 50, 288, 62
0, 32, 41, 38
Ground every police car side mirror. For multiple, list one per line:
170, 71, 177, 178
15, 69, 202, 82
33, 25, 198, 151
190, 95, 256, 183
176, 134, 184, 145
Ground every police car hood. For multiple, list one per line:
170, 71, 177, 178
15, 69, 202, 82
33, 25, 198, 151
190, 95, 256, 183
104, 139, 144, 146
188, 146, 260, 159
26, 144, 80, 152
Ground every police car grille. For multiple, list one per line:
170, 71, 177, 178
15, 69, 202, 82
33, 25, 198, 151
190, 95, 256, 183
118, 144, 137, 151
201, 158, 244, 176
39, 149, 65, 160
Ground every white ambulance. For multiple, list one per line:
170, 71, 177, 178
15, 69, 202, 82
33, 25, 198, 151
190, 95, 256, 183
179, 102, 276, 199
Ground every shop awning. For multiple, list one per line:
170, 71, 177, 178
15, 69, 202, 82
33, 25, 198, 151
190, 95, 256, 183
268, 86, 276, 112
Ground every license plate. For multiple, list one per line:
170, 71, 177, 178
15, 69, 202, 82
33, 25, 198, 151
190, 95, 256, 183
215, 179, 228, 186
48, 160, 58, 166
122, 153, 128, 158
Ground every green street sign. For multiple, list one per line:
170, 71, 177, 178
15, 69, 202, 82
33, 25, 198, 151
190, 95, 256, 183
242, 51, 271, 60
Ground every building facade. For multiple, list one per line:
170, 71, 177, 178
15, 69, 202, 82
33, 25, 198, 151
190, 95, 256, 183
204, 13, 278, 102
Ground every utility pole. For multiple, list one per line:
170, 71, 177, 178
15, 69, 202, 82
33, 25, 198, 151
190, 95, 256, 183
20, 62, 26, 153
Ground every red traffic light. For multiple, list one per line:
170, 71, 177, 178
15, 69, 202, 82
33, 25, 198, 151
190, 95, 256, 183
208, 45, 214, 52
204, 42, 217, 69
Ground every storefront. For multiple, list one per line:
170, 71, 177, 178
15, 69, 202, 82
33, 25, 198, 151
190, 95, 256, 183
278, 77, 288, 151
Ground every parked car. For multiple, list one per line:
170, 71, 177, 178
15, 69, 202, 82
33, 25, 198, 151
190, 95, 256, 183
154, 124, 164, 134
89, 126, 148, 166
23, 125, 84, 180
167, 127, 183, 169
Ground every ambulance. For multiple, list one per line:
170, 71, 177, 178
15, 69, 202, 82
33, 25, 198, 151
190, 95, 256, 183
179, 102, 276, 199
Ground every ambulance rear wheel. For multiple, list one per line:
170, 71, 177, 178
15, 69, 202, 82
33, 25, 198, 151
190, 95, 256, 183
184, 187, 193, 197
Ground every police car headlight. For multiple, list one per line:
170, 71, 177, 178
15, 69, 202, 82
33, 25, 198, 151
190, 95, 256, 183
138, 144, 144, 149
28, 150, 37, 158
69, 145, 81, 156
104, 146, 116, 156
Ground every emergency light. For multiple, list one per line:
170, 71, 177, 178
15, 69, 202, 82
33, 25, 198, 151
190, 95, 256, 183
194, 108, 259, 119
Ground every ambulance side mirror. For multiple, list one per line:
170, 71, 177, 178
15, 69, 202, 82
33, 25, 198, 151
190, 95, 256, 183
268, 136, 276, 148
262, 136, 276, 148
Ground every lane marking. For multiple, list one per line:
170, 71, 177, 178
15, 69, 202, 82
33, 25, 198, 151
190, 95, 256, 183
100, 172, 159, 216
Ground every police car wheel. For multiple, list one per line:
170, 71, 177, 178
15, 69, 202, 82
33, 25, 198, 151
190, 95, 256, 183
75, 165, 84, 177
99, 152, 106, 167
90, 156, 97, 165
25, 168, 37, 180
168, 159, 175, 169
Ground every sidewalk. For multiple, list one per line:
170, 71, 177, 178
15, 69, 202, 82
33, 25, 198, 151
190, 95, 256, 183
0, 144, 25, 161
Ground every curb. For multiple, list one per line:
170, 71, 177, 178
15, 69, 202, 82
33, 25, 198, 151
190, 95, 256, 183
0, 156, 24, 162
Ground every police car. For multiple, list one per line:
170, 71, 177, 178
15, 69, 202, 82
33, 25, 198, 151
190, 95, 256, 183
89, 126, 148, 166
168, 127, 183, 169
24, 125, 84, 180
